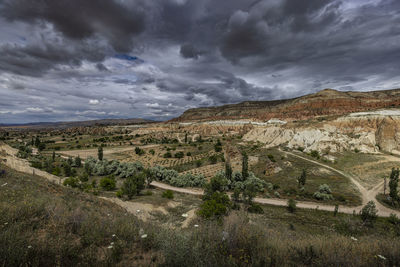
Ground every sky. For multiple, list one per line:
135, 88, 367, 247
0, 0, 399, 124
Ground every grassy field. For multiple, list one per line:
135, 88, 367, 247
250, 148, 362, 206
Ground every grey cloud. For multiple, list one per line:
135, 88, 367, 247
180, 44, 203, 59
1, 0, 146, 52
1, 0, 400, 123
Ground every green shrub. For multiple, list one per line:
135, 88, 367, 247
162, 190, 174, 199
313, 184, 333, 200
99, 176, 116, 191
79, 172, 89, 182
247, 203, 264, 214
174, 151, 184, 158
310, 150, 320, 159
198, 192, 231, 219
63, 177, 79, 188
116, 190, 123, 198
121, 173, 145, 199
163, 152, 172, 158
135, 147, 145, 155
360, 201, 377, 226
267, 154, 276, 162
287, 199, 297, 213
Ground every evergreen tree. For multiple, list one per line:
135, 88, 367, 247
184, 133, 188, 143
297, 169, 307, 187
63, 163, 72, 177
75, 156, 82, 167
34, 136, 41, 148
389, 168, 399, 200
242, 152, 249, 179
52, 151, 56, 162
98, 146, 103, 161
225, 160, 232, 181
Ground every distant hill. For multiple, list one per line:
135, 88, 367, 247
0, 118, 155, 129
173, 88, 400, 122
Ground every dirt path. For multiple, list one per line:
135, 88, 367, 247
0, 144, 62, 184
280, 150, 399, 217
2, 143, 399, 217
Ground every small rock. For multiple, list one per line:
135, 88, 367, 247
182, 213, 188, 218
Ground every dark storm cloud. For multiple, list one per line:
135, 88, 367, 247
0, 39, 106, 76
180, 44, 203, 59
0, 0, 400, 123
1, 0, 146, 52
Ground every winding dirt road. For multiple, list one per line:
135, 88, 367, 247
2, 143, 399, 217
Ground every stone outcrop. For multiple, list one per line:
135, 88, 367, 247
243, 113, 400, 154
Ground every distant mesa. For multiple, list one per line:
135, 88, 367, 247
173, 88, 400, 122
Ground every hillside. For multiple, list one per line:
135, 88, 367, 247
174, 88, 400, 122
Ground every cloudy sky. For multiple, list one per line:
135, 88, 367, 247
0, 0, 399, 123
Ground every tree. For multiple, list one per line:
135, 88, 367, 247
34, 136, 41, 148
225, 160, 232, 181
334, 204, 339, 217
75, 156, 82, 167
214, 139, 222, 152
242, 152, 249, 179
122, 173, 145, 199
38, 142, 46, 151
297, 169, 307, 187
63, 163, 72, 177
184, 132, 188, 144
287, 199, 297, 213
198, 191, 231, 219
67, 157, 73, 166
98, 146, 103, 161
389, 168, 399, 201
100, 176, 116, 191
360, 201, 378, 226
52, 151, 56, 162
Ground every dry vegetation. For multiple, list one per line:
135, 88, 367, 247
1, 165, 400, 266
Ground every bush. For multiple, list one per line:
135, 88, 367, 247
287, 199, 297, 213
198, 192, 231, 219
388, 213, 400, 225
121, 173, 145, 199
186, 152, 192, 156
162, 190, 174, 199
163, 152, 172, 158
99, 176, 116, 191
135, 147, 145, 156
116, 190, 123, 198
79, 172, 89, 182
310, 150, 320, 159
63, 177, 79, 188
247, 203, 264, 214
267, 154, 276, 162
174, 151, 184, 158
313, 184, 333, 200
360, 201, 377, 226
209, 155, 218, 164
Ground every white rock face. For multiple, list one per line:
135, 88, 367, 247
243, 116, 381, 153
